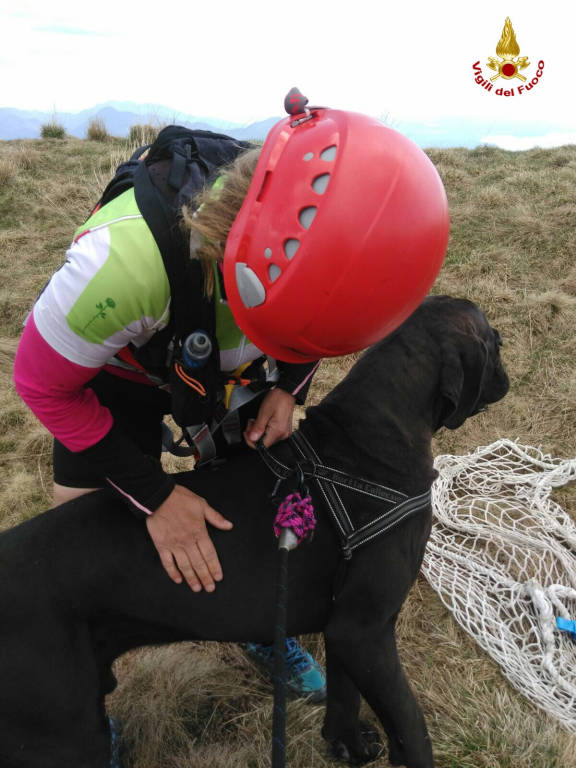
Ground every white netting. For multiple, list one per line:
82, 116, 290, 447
422, 438, 576, 733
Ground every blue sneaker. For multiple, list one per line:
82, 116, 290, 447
247, 637, 326, 702
109, 717, 120, 768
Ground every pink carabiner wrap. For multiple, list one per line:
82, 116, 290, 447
274, 492, 316, 544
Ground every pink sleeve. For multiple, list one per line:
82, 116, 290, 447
13, 314, 113, 452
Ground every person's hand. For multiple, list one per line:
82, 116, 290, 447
145, 484, 233, 592
244, 388, 296, 449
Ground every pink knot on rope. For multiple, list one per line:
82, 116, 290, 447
274, 492, 316, 544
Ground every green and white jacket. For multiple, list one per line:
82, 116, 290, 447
14, 189, 318, 513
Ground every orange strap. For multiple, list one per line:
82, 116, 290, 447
174, 363, 207, 397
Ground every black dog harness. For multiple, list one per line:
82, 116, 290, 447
259, 431, 432, 559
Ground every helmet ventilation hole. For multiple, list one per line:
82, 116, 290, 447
299, 207, 317, 229
312, 174, 330, 195
264, 248, 272, 258
303, 152, 314, 161
235, 263, 266, 308
320, 145, 337, 161
268, 264, 281, 282
284, 239, 300, 260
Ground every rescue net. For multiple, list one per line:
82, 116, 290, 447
422, 438, 576, 732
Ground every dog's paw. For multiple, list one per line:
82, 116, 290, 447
322, 720, 383, 765
387, 733, 433, 768
388, 751, 406, 768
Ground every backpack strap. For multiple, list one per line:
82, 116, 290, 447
168, 147, 188, 191
167, 141, 195, 191
132, 161, 212, 338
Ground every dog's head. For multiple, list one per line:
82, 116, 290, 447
314, 296, 509, 450
418, 296, 509, 430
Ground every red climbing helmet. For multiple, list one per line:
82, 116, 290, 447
223, 89, 450, 363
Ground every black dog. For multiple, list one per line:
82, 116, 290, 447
0, 296, 509, 768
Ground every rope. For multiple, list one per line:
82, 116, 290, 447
271, 492, 317, 767
422, 438, 576, 733
272, 547, 289, 768
274, 493, 316, 543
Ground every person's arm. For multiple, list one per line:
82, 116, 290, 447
14, 312, 175, 511
14, 312, 232, 592
243, 359, 321, 448
15, 211, 233, 591
275, 359, 320, 404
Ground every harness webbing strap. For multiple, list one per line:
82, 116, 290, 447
133, 160, 209, 340
344, 490, 432, 552
258, 431, 432, 558
290, 432, 355, 540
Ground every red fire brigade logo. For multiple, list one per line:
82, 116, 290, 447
472, 17, 544, 97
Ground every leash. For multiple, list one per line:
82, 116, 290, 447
271, 485, 316, 768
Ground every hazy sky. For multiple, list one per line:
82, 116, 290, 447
1, 0, 575, 147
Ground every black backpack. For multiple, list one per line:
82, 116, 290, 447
92, 125, 254, 433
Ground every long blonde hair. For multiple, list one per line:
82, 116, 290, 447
181, 147, 261, 296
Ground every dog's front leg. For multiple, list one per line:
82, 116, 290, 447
323, 611, 433, 768
322, 641, 382, 765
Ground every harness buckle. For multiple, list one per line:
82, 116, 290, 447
270, 477, 283, 501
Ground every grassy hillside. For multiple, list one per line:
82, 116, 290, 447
0, 136, 575, 767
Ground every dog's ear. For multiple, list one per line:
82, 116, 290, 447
438, 334, 488, 429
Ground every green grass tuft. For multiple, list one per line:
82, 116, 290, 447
41, 121, 67, 139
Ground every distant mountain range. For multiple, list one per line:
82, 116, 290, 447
0, 102, 279, 142
0, 101, 572, 150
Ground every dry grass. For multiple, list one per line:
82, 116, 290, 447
86, 117, 110, 142
1, 136, 576, 766
128, 123, 161, 145
0, 157, 17, 186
